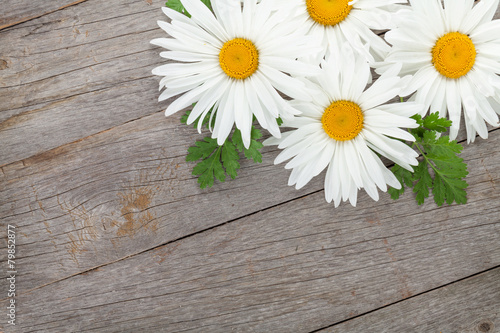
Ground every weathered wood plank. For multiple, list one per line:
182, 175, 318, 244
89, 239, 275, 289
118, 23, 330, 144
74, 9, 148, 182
0, 0, 165, 166
1, 80, 497, 295
2, 130, 499, 332
1, 1, 499, 167
0, 2, 499, 332
321, 267, 500, 333
0, 110, 324, 292
0, 0, 88, 30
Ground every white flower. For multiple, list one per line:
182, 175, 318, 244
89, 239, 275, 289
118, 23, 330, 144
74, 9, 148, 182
264, 46, 421, 207
382, 0, 500, 142
272, 0, 407, 63
151, 0, 320, 148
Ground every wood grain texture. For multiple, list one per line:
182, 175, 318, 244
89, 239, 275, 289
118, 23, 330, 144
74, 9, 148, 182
0, 0, 89, 30
0, 1, 500, 332
0, 109, 324, 291
1, 130, 499, 332
0, 0, 165, 166
320, 267, 500, 333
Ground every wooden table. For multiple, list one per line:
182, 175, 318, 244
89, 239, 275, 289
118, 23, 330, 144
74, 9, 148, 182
1, 1, 499, 332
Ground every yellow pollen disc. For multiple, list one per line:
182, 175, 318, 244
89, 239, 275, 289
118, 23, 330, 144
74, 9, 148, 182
321, 100, 364, 141
219, 38, 259, 80
306, 0, 352, 26
432, 32, 476, 79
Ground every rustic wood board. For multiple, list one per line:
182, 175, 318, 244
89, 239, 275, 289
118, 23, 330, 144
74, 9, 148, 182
0, 0, 165, 166
320, 267, 500, 333
1, 128, 499, 332
0, 0, 89, 30
0, 0, 500, 332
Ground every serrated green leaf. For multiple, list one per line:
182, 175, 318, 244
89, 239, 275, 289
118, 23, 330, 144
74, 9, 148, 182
411, 114, 424, 127
165, 0, 190, 16
231, 128, 244, 152
192, 148, 225, 189
244, 140, 263, 163
244, 127, 263, 163
250, 126, 263, 140
231, 127, 263, 162
413, 160, 432, 205
186, 137, 218, 161
180, 111, 189, 125
200, 0, 212, 9
212, 150, 226, 183
165, 0, 211, 17
429, 158, 467, 178
221, 141, 240, 179
184, 100, 264, 188
424, 135, 463, 156
388, 164, 414, 199
433, 173, 468, 206
422, 112, 452, 133
422, 129, 437, 145
391, 112, 468, 206
181, 107, 214, 129
444, 177, 468, 205
388, 187, 403, 200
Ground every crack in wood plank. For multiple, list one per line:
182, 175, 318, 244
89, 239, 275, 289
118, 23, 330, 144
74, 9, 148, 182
0, 0, 89, 31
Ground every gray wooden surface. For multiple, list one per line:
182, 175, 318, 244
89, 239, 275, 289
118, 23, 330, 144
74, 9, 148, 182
1, 1, 499, 332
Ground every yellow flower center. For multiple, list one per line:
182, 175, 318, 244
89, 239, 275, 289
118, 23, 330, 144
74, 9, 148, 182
431, 32, 476, 79
219, 38, 259, 80
321, 100, 364, 141
305, 0, 352, 26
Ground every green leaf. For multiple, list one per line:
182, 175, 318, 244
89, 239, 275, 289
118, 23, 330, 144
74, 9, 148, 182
183, 99, 264, 189
411, 114, 424, 127
388, 164, 413, 200
180, 107, 214, 129
165, 0, 190, 17
180, 111, 189, 126
192, 148, 224, 188
200, 0, 212, 10
231, 128, 245, 152
165, 0, 212, 17
411, 112, 452, 139
424, 135, 463, 157
186, 137, 218, 161
221, 141, 240, 179
422, 112, 452, 133
412, 160, 432, 205
432, 174, 468, 206
186, 125, 264, 189
232, 127, 264, 163
390, 112, 468, 206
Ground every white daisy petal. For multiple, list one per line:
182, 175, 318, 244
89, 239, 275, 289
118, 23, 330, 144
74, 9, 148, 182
267, 52, 419, 206
384, 0, 500, 141
152, 0, 319, 145
470, 20, 500, 44
282, 0, 403, 61
462, 0, 500, 34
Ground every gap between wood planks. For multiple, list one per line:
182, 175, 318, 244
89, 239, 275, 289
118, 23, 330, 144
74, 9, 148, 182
2, 2, 499, 328
5, 127, 498, 296
0, 0, 89, 31
308, 264, 500, 333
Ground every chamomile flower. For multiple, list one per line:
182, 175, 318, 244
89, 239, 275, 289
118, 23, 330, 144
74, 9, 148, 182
383, 0, 500, 142
151, 0, 319, 148
273, 0, 407, 62
264, 46, 421, 207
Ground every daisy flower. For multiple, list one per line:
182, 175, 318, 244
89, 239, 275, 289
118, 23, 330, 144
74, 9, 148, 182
264, 46, 421, 207
383, 0, 500, 142
151, 0, 319, 148
273, 0, 407, 62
